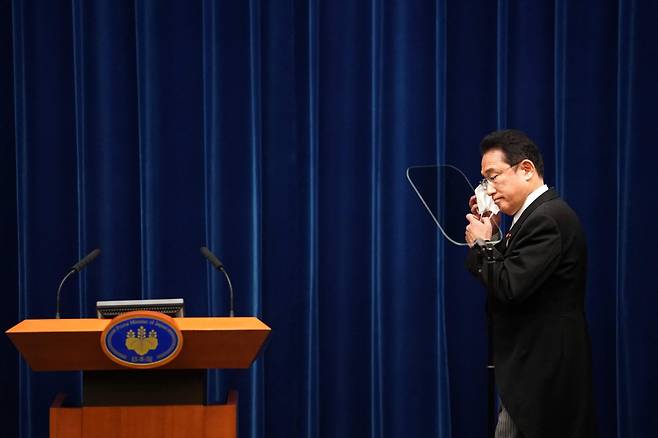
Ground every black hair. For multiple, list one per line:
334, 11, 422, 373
480, 129, 544, 177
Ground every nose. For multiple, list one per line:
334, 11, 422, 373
486, 184, 496, 196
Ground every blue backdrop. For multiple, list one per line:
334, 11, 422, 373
1, 1, 656, 437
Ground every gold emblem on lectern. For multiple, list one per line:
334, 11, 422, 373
125, 326, 159, 356
102, 311, 183, 369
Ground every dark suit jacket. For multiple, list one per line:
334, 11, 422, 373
467, 188, 596, 438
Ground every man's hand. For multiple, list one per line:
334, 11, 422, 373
465, 213, 494, 247
468, 194, 501, 232
469, 195, 480, 218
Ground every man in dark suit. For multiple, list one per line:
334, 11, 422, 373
464, 130, 596, 438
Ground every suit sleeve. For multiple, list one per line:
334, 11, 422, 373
466, 213, 562, 303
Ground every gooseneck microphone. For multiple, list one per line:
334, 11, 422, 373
55, 248, 101, 319
200, 246, 235, 317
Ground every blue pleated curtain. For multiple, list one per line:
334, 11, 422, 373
0, 1, 656, 437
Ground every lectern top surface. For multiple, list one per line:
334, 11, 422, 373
5, 317, 271, 371
6, 316, 270, 334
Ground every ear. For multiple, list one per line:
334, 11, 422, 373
520, 159, 535, 179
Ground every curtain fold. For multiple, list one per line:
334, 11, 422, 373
0, 2, 17, 437
1, 1, 656, 437
434, 0, 452, 436
616, 1, 657, 436
369, 2, 383, 438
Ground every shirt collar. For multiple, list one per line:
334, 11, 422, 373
511, 184, 549, 228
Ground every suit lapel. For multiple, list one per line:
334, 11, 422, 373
504, 188, 559, 252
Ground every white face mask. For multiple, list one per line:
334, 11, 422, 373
475, 183, 499, 216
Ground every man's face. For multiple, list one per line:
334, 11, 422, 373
480, 149, 529, 216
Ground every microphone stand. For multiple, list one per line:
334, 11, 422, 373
200, 247, 235, 317
484, 242, 496, 438
55, 248, 101, 319
55, 269, 77, 319
220, 267, 235, 318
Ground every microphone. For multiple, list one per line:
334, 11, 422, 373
56, 248, 100, 319
200, 246, 235, 317
71, 248, 101, 272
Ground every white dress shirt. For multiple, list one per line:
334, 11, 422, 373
510, 184, 549, 229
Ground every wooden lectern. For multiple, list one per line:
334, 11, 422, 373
6, 317, 270, 438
